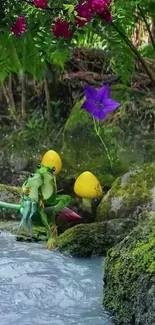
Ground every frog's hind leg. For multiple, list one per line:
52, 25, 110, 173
17, 202, 31, 235
39, 207, 51, 238
27, 202, 38, 237
46, 225, 58, 250
38, 207, 58, 250
17, 201, 37, 238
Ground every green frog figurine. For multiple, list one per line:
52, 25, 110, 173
18, 164, 72, 250
35, 164, 72, 249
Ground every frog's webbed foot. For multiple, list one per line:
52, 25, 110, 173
23, 188, 29, 195
46, 237, 56, 250
39, 200, 44, 208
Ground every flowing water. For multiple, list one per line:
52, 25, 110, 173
0, 232, 114, 325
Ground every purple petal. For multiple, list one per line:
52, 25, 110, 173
84, 84, 98, 102
81, 100, 96, 114
92, 109, 107, 120
103, 98, 120, 112
97, 84, 110, 102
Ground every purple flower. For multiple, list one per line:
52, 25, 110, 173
81, 84, 120, 120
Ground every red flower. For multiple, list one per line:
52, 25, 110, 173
99, 9, 113, 23
87, 0, 113, 23
11, 15, 26, 37
74, 1, 92, 27
32, 0, 48, 8
52, 18, 72, 39
88, 0, 108, 14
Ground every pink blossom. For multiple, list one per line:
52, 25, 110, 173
74, 1, 92, 27
52, 18, 72, 39
11, 15, 26, 37
32, 0, 48, 8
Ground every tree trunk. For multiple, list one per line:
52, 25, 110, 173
44, 77, 52, 122
19, 72, 26, 120
2, 74, 17, 117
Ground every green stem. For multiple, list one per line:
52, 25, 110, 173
97, 133, 113, 170
93, 118, 113, 171
0, 201, 20, 211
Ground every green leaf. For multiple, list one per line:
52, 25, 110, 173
63, 4, 75, 12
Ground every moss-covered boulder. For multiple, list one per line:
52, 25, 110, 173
103, 212, 155, 325
96, 163, 155, 221
57, 218, 137, 257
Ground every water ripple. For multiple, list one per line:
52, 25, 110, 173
0, 232, 114, 325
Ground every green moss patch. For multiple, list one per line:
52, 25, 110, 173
103, 212, 155, 325
57, 218, 137, 257
97, 163, 155, 221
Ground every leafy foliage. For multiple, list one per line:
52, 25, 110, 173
0, 0, 155, 84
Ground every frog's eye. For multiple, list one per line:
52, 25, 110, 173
51, 167, 56, 173
30, 173, 34, 177
37, 164, 41, 169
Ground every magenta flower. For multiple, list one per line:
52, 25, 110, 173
32, 0, 48, 8
99, 9, 113, 22
74, 1, 92, 27
88, 0, 109, 14
52, 18, 72, 39
87, 0, 113, 23
81, 84, 120, 120
10, 15, 26, 37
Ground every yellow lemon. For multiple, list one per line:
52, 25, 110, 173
41, 150, 62, 175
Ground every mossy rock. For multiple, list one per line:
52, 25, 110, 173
103, 212, 155, 325
16, 225, 47, 242
0, 220, 47, 242
0, 220, 19, 232
57, 218, 137, 257
96, 163, 155, 221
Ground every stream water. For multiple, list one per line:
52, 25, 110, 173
0, 232, 114, 325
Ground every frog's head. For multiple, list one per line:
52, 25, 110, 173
27, 172, 43, 184
22, 172, 43, 195
36, 164, 56, 177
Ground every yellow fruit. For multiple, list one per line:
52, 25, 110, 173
41, 150, 62, 175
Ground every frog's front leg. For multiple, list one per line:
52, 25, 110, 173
45, 195, 72, 250
48, 194, 72, 219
